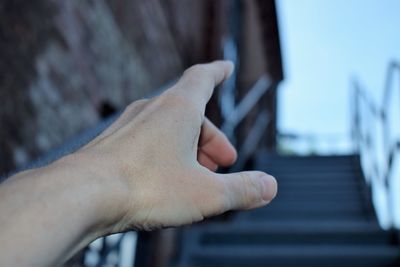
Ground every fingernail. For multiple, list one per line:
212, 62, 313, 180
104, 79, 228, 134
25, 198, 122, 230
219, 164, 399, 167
261, 174, 277, 202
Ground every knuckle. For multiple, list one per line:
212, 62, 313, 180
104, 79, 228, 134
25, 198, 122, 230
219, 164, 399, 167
161, 93, 200, 117
239, 172, 263, 207
213, 179, 231, 212
204, 175, 230, 215
184, 64, 206, 77
163, 92, 190, 107
125, 99, 147, 114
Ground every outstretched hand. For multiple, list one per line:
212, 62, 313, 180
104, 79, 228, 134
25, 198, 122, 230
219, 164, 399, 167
0, 61, 277, 267
75, 60, 278, 232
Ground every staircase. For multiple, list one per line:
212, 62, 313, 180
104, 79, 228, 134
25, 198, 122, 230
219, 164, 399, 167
171, 153, 400, 267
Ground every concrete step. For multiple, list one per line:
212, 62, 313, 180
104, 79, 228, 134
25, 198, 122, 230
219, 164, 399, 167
187, 245, 400, 267
195, 222, 391, 246
255, 153, 358, 165
275, 189, 361, 200
269, 197, 364, 207
256, 154, 361, 174
235, 207, 370, 221
273, 173, 361, 182
261, 166, 361, 176
275, 182, 360, 191
258, 201, 364, 212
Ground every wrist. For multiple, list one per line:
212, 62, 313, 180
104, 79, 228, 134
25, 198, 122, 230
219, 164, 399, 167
52, 152, 130, 236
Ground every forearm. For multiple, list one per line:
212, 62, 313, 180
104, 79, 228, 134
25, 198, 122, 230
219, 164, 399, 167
0, 156, 117, 267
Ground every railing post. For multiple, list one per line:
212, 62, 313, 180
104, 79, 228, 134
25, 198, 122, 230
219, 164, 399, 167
352, 81, 361, 153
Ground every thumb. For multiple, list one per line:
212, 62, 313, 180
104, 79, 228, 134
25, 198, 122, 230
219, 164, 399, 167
216, 171, 277, 211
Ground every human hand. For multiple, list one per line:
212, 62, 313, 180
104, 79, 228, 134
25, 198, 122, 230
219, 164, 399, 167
70, 60, 278, 233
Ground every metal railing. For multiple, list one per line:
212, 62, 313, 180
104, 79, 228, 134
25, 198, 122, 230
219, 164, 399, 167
220, 73, 272, 171
352, 61, 400, 229
277, 131, 352, 155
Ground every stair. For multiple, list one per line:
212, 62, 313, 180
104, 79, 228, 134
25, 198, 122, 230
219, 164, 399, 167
170, 153, 400, 267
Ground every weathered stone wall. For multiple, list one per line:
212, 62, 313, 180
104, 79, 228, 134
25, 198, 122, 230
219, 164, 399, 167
0, 0, 217, 175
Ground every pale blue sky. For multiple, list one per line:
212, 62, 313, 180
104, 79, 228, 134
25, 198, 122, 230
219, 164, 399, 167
276, 0, 400, 153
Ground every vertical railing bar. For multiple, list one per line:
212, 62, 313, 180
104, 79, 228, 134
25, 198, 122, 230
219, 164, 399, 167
220, 37, 238, 120
230, 111, 270, 172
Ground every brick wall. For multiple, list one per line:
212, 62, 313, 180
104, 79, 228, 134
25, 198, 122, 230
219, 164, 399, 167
0, 0, 219, 175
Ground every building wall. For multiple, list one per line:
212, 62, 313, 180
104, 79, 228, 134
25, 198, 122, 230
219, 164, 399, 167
0, 0, 218, 175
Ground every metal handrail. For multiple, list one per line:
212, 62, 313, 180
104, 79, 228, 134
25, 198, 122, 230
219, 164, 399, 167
221, 75, 271, 136
353, 61, 400, 229
277, 131, 351, 155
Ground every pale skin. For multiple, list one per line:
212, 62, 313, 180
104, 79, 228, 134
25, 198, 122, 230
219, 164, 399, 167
0, 61, 277, 267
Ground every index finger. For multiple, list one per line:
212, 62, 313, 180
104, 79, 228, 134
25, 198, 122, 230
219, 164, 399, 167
169, 60, 234, 112
199, 118, 237, 167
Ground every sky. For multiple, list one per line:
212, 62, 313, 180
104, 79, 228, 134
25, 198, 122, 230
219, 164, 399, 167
275, 0, 400, 155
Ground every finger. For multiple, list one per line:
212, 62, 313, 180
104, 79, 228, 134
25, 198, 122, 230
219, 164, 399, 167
170, 60, 234, 112
217, 171, 277, 211
199, 118, 237, 167
197, 151, 218, 171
